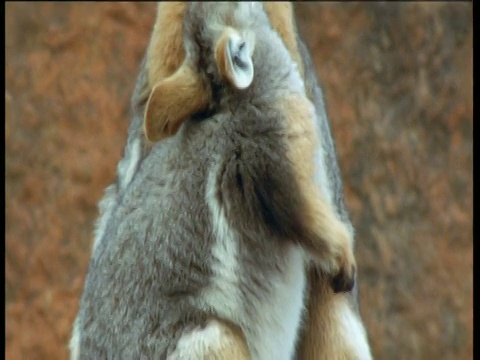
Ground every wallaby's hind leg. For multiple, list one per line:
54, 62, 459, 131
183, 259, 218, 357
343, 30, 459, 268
297, 273, 372, 360
168, 318, 250, 360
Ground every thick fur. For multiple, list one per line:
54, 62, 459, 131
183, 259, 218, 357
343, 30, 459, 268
144, 3, 356, 288
70, 2, 372, 360
73, 3, 352, 358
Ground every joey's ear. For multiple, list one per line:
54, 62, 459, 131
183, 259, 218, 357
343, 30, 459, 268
215, 28, 255, 90
144, 62, 210, 142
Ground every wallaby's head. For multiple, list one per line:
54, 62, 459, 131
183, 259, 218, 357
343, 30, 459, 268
144, 2, 282, 142
182, 2, 265, 89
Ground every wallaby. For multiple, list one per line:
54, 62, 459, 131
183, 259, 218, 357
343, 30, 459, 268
68, 3, 311, 358
71, 2, 372, 360
86, 3, 310, 259
142, 7, 356, 289
72, 3, 356, 359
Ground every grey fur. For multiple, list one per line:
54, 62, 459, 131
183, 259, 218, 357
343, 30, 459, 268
72, 2, 365, 359
76, 4, 317, 358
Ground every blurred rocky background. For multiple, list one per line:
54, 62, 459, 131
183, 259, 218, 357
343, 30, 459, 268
5, 3, 472, 359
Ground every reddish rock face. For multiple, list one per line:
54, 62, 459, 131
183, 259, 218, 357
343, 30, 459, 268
5, 3, 472, 359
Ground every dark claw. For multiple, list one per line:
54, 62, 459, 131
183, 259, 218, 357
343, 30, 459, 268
330, 265, 356, 293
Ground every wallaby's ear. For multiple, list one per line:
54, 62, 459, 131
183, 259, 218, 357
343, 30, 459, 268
215, 28, 255, 90
144, 62, 210, 142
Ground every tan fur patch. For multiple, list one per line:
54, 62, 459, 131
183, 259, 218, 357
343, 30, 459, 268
278, 95, 355, 278
203, 319, 250, 360
169, 318, 250, 360
144, 63, 210, 142
147, 2, 187, 89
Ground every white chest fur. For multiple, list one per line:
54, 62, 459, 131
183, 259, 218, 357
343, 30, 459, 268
246, 247, 307, 360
